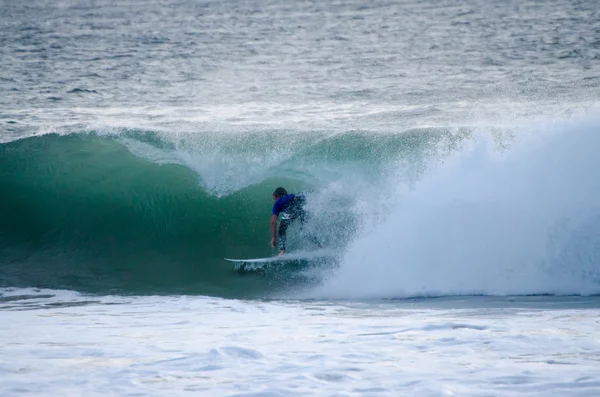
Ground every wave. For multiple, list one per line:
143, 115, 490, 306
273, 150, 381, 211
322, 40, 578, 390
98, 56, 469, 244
5, 112, 599, 299
0, 129, 457, 297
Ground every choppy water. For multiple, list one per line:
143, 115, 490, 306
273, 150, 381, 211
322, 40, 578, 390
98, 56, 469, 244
2, 0, 600, 395
2, 0, 599, 139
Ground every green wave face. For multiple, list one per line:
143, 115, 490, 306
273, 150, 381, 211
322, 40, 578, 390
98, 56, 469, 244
0, 134, 275, 296
0, 130, 454, 297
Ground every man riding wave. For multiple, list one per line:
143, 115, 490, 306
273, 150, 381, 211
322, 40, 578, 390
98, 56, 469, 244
270, 187, 314, 256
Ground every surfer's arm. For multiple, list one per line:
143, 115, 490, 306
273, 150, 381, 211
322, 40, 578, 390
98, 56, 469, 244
270, 214, 278, 247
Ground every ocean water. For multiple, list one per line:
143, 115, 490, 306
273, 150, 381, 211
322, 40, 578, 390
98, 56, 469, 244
1, 0, 600, 395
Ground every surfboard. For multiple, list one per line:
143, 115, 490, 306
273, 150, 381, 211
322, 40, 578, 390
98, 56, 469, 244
224, 249, 338, 264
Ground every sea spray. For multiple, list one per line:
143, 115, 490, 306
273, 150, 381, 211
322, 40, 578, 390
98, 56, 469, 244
314, 111, 600, 298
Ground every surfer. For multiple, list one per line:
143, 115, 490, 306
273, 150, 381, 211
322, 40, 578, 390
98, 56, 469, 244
270, 187, 311, 256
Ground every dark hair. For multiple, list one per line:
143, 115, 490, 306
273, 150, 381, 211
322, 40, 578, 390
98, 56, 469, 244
273, 187, 287, 198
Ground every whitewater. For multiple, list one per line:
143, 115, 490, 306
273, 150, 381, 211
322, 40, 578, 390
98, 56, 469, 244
2, 0, 600, 395
2, 289, 600, 397
313, 112, 600, 299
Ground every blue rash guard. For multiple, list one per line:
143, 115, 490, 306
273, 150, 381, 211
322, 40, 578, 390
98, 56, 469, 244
272, 194, 298, 218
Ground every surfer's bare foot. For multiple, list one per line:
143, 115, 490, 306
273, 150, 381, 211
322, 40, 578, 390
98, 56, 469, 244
278, 250, 286, 256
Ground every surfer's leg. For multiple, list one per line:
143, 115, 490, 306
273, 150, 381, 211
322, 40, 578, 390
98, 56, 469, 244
278, 219, 290, 252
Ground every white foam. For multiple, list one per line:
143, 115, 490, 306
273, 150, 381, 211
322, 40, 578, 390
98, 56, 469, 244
1, 290, 599, 396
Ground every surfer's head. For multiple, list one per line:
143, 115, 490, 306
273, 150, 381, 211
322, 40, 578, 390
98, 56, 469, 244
273, 187, 287, 200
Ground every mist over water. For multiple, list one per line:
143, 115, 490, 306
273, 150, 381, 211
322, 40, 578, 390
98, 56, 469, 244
313, 110, 600, 299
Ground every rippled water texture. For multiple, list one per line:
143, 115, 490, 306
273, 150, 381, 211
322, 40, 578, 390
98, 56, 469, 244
1, 0, 599, 139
